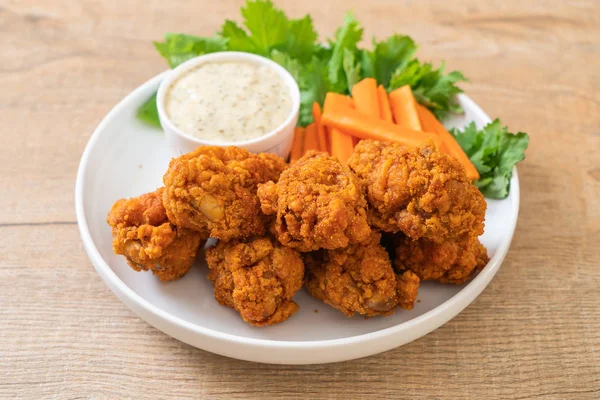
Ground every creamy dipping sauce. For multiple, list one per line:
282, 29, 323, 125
165, 61, 292, 142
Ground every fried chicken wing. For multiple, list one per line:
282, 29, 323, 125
304, 232, 419, 317
107, 188, 205, 281
205, 236, 305, 326
394, 234, 489, 284
257, 151, 371, 252
162, 146, 287, 242
348, 140, 486, 243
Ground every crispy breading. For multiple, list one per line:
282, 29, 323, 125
394, 234, 489, 284
107, 188, 205, 281
162, 146, 287, 242
348, 140, 486, 243
205, 236, 305, 326
396, 271, 420, 310
257, 151, 371, 252
304, 232, 419, 317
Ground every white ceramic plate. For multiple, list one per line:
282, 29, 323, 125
76, 72, 519, 365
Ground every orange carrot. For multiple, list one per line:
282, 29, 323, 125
324, 92, 354, 113
389, 85, 422, 131
304, 123, 320, 153
330, 128, 355, 163
323, 93, 357, 161
416, 104, 480, 180
322, 106, 443, 150
312, 102, 329, 153
352, 78, 380, 118
290, 127, 305, 162
377, 85, 393, 122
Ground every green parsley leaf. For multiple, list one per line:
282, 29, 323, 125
299, 57, 330, 125
271, 50, 328, 126
451, 120, 529, 199
389, 59, 467, 119
327, 12, 363, 93
450, 120, 483, 155
285, 15, 319, 62
343, 48, 362, 91
359, 49, 375, 80
240, 0, 289, 56
220, 20, 258, 53
314, 44, 333, 61
136, 92, 161, 128
368, 34, 417, 88
153, 33, 228, 68
270, 50, 302, 80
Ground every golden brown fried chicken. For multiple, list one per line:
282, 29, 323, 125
396, 271, 420, 310
394, 235, 489, 284
205, 236, 305, 326
107, 188, 205, 281
162, 146, 287, 242
257, 151, 371, 252
304, 232, 419, 317
348, 140, 486, 243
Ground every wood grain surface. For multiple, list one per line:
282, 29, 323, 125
1, 0, 599, 398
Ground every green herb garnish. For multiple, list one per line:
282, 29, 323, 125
451, 120, 529, 199
389, 60, 467, 120
136, 92, 161, 128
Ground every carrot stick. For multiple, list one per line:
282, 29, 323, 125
324, 92, 354, 113
290, 127, 305, 162
323, 93, 357, 161
352, 79, 381, 149
352, 78, 380, 118
303, 123, 320, 153
352, 78, 379, 117
377, 85, 393, 122
330, 128, 354, 164
322, 107, 443, 150
312, 102, 329, 153
389, 85, 422, 131
416, 104, 480, 180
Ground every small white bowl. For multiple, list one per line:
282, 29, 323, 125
156, 52, 300, 158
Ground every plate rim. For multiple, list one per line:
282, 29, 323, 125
75, 72, 520, 353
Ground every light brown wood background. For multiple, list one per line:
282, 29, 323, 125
1, 0, 599, 398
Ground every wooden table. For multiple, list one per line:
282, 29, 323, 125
1, 0, 599, 398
